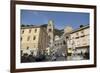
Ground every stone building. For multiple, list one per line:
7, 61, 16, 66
64, 25, 90, 56
52, 26, 73, 58
21, 19, 90, 60
21, 25, 48, 56
53, 35, 67, 57
52, 25, 89, 60
21, 20, 54, 57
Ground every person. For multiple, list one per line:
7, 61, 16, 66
21, 53, 29, 62
84, 52, 89, 59
52, 54, 56, 61
81, 51, 83, 56
28, 54, 35, 62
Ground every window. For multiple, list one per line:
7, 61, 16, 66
29, 29, 31, 33
27, 46, 29, 49
81, 30, 85, 37
72, 41, 75, 45
22, 30, 24, 34
81, 35, 85, 37
66, 36, 69, 39
76, 32, 79, 36
63, 40, 66, 45
33, 36, 36, 40
75, 37, 79, 39
27, 36, 30, 41
48, 29, 51, 32
30, 51, 34, 55
69, 48, 71, 50
35, 29, 37, 33
55, 44, 56, 46
72, 37, 74, 39
81, 30, 84, 34
21, 37, 22, 41
21, 50, 23, 55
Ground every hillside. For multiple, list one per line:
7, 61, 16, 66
54, 28, 64, 37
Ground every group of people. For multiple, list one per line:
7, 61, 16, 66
21, 53, 46, 63
21, 50, 89, 63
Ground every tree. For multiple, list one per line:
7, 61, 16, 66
80, 25, 84, 28
21, 24, 25, 27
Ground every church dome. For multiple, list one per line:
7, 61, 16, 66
64, 26, 73, 34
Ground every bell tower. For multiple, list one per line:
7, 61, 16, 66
47, 20, 54, 47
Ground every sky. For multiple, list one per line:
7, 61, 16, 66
21, 10, 89, 30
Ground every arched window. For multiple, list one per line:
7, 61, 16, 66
66, 36, 69, 39
33, 36, 36, 40
63, 40, 66, 45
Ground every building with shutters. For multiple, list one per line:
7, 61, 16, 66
64, 25, 90, 57
21, 25, 48, 56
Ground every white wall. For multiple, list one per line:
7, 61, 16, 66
0, 0, 100, 73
